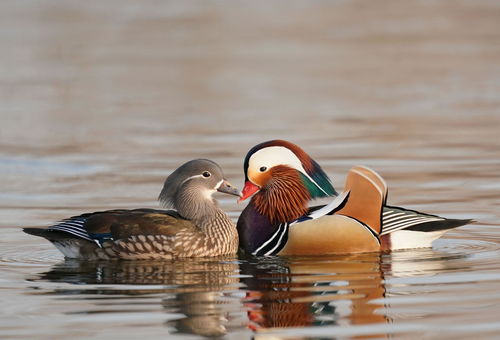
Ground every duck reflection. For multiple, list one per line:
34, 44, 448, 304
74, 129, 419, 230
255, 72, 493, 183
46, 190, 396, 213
240, 248, 467, 335
240, 253, 388, 332
31, 248, 465, 337
31, 257, 241, 337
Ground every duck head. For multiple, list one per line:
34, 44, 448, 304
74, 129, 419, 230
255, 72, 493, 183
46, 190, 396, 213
159, 159, 240, 222
239, 140, 337, 223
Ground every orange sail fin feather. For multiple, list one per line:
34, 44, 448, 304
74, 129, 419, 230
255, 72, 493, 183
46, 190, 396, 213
335, 166, 387, 235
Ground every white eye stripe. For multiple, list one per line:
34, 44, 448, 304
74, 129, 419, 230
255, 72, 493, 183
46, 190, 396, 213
249, 146, 302, 173
180, 174, 205, 185
249, 146, 328, 195
214, 179, 224, 190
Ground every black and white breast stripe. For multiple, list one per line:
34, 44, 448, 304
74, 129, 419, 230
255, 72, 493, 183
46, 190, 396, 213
252, 191, 351, 256
252, 222, 289, 256
48, 217, 93, 242
380, 207, 444, 235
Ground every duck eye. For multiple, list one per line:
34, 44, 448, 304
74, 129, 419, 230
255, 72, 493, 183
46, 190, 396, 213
202, 171, 211, 178
259, 166, 267, 172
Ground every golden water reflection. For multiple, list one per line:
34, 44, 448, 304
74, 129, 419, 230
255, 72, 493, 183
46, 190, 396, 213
241, 254, 387, 333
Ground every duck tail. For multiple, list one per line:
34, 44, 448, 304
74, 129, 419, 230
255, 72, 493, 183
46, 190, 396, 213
405, 218, 474, 232
23, 227, 49, 237
23, 228, 75, 241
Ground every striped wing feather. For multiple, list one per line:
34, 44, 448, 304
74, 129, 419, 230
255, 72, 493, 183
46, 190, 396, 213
303, 204, 472, 238
381, 206, 472, 235
24, 209, 196, 244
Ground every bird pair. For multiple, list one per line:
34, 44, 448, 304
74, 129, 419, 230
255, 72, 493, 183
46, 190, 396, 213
24, 140, 471, 259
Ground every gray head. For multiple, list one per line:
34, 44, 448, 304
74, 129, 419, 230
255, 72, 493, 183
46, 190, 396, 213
158, 159, 240, 222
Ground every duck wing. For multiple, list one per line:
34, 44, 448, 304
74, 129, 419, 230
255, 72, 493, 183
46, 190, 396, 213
23, 208, 196, 246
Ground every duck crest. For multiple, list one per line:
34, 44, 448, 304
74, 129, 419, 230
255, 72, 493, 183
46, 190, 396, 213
243, 139, 336, 199
253, 165, 310, 223
306, 160, 337, 198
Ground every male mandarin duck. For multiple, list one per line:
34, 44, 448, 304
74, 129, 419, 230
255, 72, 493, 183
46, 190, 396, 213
23, 159, 241, 260
237, 140, 472, 256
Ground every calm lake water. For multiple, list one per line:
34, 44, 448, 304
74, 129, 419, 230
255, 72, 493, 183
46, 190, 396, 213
1, 1, 500, 339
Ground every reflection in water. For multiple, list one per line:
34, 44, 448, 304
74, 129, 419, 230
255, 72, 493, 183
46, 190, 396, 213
239, 248, 468, 336
240, 254, 388, 332
164, 291, 229, 337
30, 258, 241, 337
28, 248, 469, 338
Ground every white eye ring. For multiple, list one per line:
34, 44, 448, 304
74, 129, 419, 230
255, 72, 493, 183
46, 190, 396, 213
202, 171, 211, 178
259, 166, 267, 172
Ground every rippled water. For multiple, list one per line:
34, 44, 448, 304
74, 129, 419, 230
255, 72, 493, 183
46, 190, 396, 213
1, 1, 500, 339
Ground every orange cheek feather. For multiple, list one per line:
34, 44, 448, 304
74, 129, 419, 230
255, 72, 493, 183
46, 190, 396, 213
248, 169, 272, 188
239, 169, 273, 202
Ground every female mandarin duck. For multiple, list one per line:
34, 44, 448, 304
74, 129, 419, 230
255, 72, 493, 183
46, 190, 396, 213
237, 140, 472, 256
24, 159, 241, 260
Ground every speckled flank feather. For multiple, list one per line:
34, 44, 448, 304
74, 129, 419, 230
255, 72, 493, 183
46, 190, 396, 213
105, 211, 238, 260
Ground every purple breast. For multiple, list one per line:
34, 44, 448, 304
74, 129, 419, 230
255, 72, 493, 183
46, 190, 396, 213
237, 203, 276, 254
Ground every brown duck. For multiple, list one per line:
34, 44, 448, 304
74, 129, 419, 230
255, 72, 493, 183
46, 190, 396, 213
23, 159, 241, 260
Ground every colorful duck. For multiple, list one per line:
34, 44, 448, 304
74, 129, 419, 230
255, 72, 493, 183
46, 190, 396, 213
24, 159, 241, 260
237, 140, 471, 256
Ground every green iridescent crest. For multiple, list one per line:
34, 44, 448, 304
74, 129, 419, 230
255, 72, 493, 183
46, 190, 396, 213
299, 172, 337, 199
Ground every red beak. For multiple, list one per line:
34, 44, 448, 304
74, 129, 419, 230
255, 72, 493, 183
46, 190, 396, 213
238, 181, 260, 202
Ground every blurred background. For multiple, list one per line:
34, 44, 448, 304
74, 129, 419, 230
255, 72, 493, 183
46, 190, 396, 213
1, 1, 500, 338
1, 1, 499, 228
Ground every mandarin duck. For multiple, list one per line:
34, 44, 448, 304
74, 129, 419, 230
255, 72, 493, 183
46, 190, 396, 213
23, 159, 240, 260
237, 140, 472, 256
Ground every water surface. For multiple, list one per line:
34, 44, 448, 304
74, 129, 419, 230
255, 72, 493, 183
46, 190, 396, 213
1, 1, 500, 339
